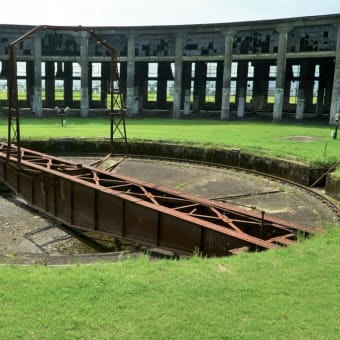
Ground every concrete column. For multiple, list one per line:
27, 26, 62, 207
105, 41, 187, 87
32, 34, 42, 116
283, 63, 292, 107
221, 30, 235, 120
193, 62, 206, 112
330, 24, 340, 124
305, 64, 315, 112
182, 61, 192, 112
80, 32, 89, 117
296, 62, 305, 119
127, 34, 138, 115
64, 62, 73, 107
253, 61, 269, 112
101, 61, 110, 107
183, 89, 191, 115
324, 60, 334, 111
157, 62, 168, 109
298, 61, 315, 115
135, 62, 148, 111
173, 33, 184, 118
215, 62, 223, 109
45, 61, 54, 107
273, 27, 290, 121
236, 61, 248, 118
26, 61, 34, 108
315, 62, 327, 116
118, 61, 127, 105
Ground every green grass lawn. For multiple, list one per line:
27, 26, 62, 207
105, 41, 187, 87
0, 117, 339, 338
0, 117, 339, 165
0, 227, 339, 338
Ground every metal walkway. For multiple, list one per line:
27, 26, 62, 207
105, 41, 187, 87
0, 142, 317, 257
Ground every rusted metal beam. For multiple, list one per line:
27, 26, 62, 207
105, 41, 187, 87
7, 25, 127, 161
0, 143, 318, 257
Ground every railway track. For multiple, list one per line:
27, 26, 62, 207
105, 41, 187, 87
1, 142, 327, 258
101, 153, 340, 222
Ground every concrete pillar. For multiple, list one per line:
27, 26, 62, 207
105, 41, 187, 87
80, 32, 89, 117
182, 61, 192, 111
315, 62, 327, 116
45, 61, 54, 107
273, 27, 289, 121
221, 30, 235, 120
173, 33, 184, 118
305, 64, 315, 112
236, 61, 248, 118
296, 62, 305, 119
324, 60, 334, 112
127, 34, 138, 115
157, 62, 168, 109
32, 34, 42, 116
193, 62, 206, 112
330, 24, 340, 124
135, 62, 148, 111
64, 62, 72, 107
26, 61, 34, 108
253, 61, 269, 112
183, 89, 191, 115
298, 61, 315, 115
118, 61, 127, 106
315, 82, 324, 116
215, 62, 223, 110
283, 63, 292, 108
296, 98, 305, 119
101, 61, 110, 108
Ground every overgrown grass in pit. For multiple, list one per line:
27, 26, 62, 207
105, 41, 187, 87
0, 227, 339, 338
0, 117, 339, 165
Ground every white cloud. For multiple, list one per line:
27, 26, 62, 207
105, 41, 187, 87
0, 0, 339, 26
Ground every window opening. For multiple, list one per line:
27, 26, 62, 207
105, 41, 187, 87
73, 79, 80, 100
269, 65, 277, 78
246, 80, 253, 103
148, 63, 158, 77
0, 79, 7, 100
231, 62, 238, 78
206, 62, 217, 78
205, 80, 216, 102
92, 80, 101, 101
55, 79, 64, 100
147, 80, 157, 101
267, 80, 276, 103
167, 80, 174, 102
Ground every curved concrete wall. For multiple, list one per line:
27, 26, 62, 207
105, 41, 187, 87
21, 139, 324, 186
0, 14, 340, 122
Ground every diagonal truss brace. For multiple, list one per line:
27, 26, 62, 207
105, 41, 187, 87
0, 142, 318, 256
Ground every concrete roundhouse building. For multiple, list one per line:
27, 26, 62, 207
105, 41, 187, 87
0, 13, 339, 123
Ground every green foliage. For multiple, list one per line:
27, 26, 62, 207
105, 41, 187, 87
332, 167, 340, 178
0, 227, 339, 338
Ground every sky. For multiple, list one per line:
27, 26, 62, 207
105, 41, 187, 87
0, 0, 339, 27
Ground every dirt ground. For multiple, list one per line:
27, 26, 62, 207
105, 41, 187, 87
0, 156, 338, 264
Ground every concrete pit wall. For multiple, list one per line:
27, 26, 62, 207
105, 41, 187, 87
325, 173, 340, 201
20, 139, 326, 187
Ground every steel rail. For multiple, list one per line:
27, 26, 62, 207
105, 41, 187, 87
0, 142, 319, 257
115, 153, 340, 219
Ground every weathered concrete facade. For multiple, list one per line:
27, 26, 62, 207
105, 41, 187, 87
0, 14, 339, 122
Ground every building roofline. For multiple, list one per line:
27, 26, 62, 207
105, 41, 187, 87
0, 13, 339, 35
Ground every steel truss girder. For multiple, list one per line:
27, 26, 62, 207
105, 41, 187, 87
0, 143, 317, 257
7, 25, 127, 162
